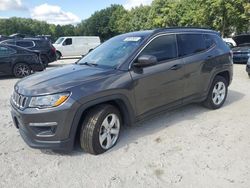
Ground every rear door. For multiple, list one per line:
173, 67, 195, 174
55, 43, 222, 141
130, 34, 185, 116
0, 46, 16, 75
177, 33, 211, 101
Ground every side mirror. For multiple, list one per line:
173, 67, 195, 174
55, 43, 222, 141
133, 55, 157, 68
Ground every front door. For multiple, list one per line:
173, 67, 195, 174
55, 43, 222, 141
130, 34, 185, 116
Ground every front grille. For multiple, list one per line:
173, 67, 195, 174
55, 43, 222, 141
12, 91, 28, 109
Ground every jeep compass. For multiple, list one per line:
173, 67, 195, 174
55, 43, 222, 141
10, 28, 233, 155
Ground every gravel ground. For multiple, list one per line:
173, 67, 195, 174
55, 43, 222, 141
0, 60, 249, 188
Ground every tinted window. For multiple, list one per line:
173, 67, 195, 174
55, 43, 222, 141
0, 47, 15, 56
204, 34, 216, 49
63, 38, 72, 46
141, 35, 177, 62
177, 34, 206, 57
34, 40, 50, 47
16, 41, 34, 48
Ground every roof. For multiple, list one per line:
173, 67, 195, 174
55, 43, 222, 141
121, 27, 219, 38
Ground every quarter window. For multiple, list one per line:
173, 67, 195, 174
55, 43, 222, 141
140, 35, 177, 62
177, 34, 206, 57
204, 34, 216, 49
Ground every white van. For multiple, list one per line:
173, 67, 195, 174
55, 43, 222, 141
53, 36, 100, 59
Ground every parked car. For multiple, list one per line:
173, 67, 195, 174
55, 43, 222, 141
223, 38, 237, 47
0, 44, 44, 78
1, 38, 57, 66
232, 34, 250, 63
10, 28, 233, 155
246, 58, 250, 77
53, 36, 100, 59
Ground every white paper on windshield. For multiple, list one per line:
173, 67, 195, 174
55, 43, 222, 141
124, 37, 141, 42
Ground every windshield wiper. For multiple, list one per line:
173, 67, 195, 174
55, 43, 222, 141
81, 62, 98, 67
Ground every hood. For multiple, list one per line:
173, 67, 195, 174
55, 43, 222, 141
15, 64, 114, 96
233, 34, 250, 46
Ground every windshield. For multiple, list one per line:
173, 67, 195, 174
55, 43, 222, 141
54, 37, 65, 44
78, 34, 145, 68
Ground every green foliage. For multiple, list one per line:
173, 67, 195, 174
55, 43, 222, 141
0, 1, 249, 41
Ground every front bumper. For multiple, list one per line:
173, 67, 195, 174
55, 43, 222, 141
10, 98, 80, 151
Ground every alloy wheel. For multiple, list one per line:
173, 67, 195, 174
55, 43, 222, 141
99, 113, 120, 150
212, 81, 226, 105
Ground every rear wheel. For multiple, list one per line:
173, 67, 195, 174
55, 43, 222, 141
41, 55, 49, 67
203, 75, 228, 109
13, 63, 31, 78
80, 104, 121, 155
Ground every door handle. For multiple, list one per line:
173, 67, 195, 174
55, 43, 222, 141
170, 64, 182, 70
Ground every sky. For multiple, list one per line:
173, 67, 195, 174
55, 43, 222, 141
0, 0, 153, 25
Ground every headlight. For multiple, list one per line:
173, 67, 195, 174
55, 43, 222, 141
29, 92, 70, 108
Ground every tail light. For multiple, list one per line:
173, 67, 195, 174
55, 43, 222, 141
51, 45, 56, 54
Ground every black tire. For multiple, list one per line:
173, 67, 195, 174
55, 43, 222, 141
41, 55, 49, 67
56, 51, 61, 60
80, 104, 121, 155
248, 73, 250, 78
13, 63, 31, 78
203, 75, 228, 109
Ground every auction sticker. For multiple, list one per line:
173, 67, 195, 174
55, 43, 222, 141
124, 37, 141, 42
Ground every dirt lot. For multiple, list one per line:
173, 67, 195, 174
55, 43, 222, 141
0, 60, 249, 188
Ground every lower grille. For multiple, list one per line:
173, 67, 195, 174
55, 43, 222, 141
12, 91, 28, 109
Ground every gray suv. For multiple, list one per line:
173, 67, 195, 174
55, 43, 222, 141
10, 28, 233, 155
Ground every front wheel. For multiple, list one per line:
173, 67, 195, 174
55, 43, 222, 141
13, 63, 31, 78
203, 76, 228, 109
80, 105, 121, 155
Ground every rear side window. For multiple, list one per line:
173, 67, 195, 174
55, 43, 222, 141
0, 46, 15, 56
141, 34, 177, 62
204, 34, 216, 49
63, 38, 72, 46
16, 41, 34, 48
177, 34, 206, 57
34, 40, 50, 48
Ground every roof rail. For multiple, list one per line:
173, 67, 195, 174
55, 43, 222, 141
153, 26, 216, 34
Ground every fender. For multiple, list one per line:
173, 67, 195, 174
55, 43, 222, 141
68, 94, 136, 147
205, 65, 232, 97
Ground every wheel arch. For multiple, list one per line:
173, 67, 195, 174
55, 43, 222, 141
217, 71, 230, 86
70, 95, 136, 147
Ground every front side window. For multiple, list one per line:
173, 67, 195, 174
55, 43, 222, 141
16, 41, 34, 48
55, 37, 64, 44
140, 34, 177, 62
0, 47, 15, 57
63, 38, 72, 46
177, 34, 206, 57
